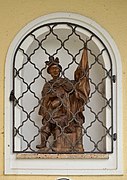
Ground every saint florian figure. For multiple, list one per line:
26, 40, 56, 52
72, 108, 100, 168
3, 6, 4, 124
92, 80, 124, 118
36, 47, 90, 153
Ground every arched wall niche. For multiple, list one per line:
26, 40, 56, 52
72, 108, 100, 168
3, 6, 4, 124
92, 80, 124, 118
5, 13, 122, 175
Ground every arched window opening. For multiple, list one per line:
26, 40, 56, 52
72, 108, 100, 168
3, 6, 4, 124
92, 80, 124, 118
11, 22, 114, 154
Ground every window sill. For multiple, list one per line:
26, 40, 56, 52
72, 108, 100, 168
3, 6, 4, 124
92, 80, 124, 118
16, 153, 109, 159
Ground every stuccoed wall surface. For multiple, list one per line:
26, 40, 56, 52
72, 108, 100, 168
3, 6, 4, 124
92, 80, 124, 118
0, 0, 127, 179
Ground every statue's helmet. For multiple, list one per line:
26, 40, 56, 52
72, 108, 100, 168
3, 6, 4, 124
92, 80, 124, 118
45, 56, 62, 74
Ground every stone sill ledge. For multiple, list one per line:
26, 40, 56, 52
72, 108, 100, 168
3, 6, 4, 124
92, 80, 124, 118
16, 153, 109, 159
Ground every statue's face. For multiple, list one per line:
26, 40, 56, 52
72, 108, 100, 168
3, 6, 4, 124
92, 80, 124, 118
48, 65, 60, 78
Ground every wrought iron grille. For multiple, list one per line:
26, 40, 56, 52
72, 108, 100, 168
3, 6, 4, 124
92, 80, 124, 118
10, 22, 116, 154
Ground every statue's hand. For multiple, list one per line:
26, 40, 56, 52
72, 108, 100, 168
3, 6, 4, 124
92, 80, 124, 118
51, 99, 61, 108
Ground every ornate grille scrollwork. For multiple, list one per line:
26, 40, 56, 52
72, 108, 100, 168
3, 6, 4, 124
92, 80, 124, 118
11, 22, 115, 154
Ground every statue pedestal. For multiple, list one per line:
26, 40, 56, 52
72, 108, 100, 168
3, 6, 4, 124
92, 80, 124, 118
53, 128, 84, 153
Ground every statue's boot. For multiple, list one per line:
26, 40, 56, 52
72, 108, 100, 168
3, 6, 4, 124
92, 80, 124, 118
36, 144, 45, 149
36, 132, 49, 149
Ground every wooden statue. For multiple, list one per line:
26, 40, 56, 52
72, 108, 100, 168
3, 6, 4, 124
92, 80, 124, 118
36, 47, 90, 153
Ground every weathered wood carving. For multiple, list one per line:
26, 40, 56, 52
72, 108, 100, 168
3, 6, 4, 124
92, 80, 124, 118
36, 47, 90, 153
